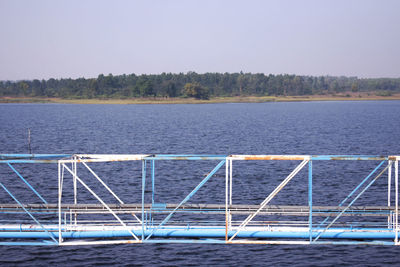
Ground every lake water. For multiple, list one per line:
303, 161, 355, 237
0, 101, 400, 266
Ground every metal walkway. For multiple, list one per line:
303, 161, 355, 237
0, 154, 398, 246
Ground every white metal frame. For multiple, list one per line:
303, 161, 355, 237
57, 154, 149, 245
226, 155, 310, 243
2, 153, 395, 246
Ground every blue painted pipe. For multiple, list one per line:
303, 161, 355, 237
0, 229, 396, 240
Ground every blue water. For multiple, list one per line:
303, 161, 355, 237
0, 101, 400, 266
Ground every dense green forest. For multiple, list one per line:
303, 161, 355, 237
1, 72, 400, 100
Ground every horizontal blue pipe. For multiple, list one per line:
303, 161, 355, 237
0, 160, 63, 164
0, 241, 57, 246
143, 239, 395, 245
144, 239, 227, 244
0, 154, 71, 159
0, 229, 397, 240
0, 226, 392, 232
0, 154, 71, 164
0, 154, 392, 162
311, 155, 387, 161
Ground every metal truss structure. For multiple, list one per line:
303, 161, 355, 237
0, 154, 399, 246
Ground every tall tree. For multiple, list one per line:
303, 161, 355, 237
183, 83, 209, 99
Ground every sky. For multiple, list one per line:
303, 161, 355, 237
0, 0, 399, 80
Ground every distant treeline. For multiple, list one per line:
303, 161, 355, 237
1, 72, 400, 99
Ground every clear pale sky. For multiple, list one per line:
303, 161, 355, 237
0, 0, 399, 80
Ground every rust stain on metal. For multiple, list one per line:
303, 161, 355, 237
330, 156, 386, 161
225, 213, 229, 241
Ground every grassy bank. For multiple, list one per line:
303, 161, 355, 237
1, 92, 400, 104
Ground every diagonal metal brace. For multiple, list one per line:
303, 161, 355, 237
229, 158, 309, 241
316, 160, 386, 229
81, 161, 142, 224
313, 164, 390, 242
63, 164, 140, 241
7, 163, 47, 204
0, 182, 58, 243
145, 160, 226, 241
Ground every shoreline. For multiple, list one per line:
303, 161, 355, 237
1, 93, 400, 104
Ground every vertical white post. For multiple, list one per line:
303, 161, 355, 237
396, 159, 399, 244
229, 158, 233, 227
58, 161, 62, 244
225, 158, 229, 241
388, 160, 392, 227
73, 156, 77, 225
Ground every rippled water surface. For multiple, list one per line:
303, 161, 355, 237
0, 101, 400, 266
